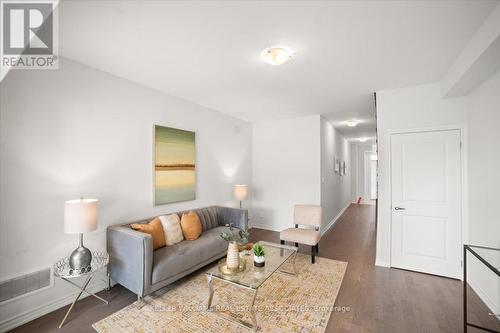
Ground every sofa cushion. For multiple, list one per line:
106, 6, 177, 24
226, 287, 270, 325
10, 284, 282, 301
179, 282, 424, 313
159, 214, 184, 246
180, 211, 202, 240
130, 217, 165, 250
152, 226, 231, 284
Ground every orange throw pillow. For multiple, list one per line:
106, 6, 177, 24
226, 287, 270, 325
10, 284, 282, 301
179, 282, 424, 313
131, 217, 166, 250
180, 211, 202, 240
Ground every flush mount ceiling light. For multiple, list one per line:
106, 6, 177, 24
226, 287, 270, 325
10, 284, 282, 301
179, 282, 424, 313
261, 47, 293, 66
346, 120, 359, 127
359, 137, 368, 142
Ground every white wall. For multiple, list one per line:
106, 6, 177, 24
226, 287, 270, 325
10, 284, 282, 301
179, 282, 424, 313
350, 143, 375, 203
252, 115, 321, 231
252, 115, 351, 233
320, 118, 351, 230
375, 82, 467, 267
0, 57, 252, 330
376, 79, 500, 315
465, 69, 500, 314
441, 3, 500, 97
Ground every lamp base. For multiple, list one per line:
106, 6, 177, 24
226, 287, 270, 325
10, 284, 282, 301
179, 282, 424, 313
69, 234, 92, 272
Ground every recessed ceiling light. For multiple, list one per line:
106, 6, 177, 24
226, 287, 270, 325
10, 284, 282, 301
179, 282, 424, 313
346, 120, 359, 127
261, 47, 293, 66
359, 137, 367, 142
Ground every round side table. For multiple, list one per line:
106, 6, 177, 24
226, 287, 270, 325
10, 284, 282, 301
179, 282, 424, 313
54, 251, 109, 328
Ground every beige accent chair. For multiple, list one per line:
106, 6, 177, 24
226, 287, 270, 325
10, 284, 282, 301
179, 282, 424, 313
280, 205, 322, 263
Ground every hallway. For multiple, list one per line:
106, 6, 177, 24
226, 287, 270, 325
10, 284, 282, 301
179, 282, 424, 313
251, 204, 499, 333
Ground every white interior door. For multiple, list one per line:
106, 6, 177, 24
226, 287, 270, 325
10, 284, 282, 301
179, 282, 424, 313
364, 151, 375, 202
370, 160, 377, 199
391, 130, 461, 278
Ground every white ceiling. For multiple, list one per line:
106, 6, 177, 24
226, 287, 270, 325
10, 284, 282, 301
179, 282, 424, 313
58, 0, 497, 141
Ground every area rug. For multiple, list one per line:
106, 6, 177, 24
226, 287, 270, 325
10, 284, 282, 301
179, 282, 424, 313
93, 254, 347, 333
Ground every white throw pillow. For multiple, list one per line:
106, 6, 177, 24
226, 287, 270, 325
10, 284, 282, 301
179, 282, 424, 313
159, 214, 184, 246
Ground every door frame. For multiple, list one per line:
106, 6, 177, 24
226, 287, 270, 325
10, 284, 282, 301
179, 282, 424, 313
388, 125, 468, 278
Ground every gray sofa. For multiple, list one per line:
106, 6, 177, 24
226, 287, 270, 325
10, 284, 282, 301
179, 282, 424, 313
107, 206, 248, 300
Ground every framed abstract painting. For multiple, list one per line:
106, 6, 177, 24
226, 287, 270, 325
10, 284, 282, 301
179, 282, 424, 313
154, 125, 196, 205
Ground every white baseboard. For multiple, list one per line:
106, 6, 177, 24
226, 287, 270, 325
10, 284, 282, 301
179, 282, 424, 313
321, 204, 351, 236
249, 222, 282, 232
468, 275, 500, 319
0, 280, 108, 332
375, 257, 390, 268
251, 204, 351, 236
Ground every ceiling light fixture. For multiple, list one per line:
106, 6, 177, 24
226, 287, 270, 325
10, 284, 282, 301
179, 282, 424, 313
359, 138, 368, 142
261, 47, 293, 66
346, 120, 359, 127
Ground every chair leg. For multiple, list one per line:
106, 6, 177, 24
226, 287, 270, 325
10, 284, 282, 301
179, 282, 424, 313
280, 240, 285, 245
315, 244, 319, 254
295, 242, 299, 248
311, 245, 316, 264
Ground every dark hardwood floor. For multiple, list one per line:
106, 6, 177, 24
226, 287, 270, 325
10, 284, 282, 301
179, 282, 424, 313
252, 204, 499, 333
10, 204, 499, 333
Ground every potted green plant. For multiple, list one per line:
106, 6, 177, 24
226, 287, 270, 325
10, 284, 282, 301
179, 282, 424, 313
253, 244, 265, 267
219, 224, 250, 244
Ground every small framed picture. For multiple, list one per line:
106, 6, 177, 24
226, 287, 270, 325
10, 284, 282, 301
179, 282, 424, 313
334, 156, 340, 173
341, 161, 346, 176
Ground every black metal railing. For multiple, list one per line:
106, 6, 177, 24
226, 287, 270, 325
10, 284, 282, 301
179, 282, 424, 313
463, 244, 500, 333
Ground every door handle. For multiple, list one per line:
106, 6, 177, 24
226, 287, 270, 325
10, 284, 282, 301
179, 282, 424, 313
394, 207, 406, 211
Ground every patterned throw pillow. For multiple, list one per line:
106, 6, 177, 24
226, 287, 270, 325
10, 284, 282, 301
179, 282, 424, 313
159, 214, 184, 246
180, 211, 202, 240
130, 217, 166, 250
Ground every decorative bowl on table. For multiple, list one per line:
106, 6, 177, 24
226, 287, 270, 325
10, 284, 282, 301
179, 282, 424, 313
217, 256, 247, 275
54, 251, 109, 278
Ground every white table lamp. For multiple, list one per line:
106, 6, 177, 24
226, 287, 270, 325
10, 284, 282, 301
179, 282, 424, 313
64, 198, 98, 272
233, 184, 249, 209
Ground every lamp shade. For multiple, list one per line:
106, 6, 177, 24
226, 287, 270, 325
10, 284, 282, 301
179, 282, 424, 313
233, 185, 249, 201
64, 199, 98, 234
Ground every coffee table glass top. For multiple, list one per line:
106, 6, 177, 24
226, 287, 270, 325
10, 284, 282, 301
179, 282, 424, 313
206, 240, 297, 289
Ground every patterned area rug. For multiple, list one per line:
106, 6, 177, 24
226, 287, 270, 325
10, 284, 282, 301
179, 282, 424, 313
93, 254, 347, 333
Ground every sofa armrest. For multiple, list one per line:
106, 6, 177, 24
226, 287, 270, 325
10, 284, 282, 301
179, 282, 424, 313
216, 206, 248, 231
107, 225, 153, 297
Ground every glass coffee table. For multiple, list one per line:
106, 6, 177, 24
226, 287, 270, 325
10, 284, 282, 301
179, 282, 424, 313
205, 241, 298, 331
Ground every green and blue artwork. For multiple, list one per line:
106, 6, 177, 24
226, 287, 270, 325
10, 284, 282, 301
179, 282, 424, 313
154, 125, 196, 205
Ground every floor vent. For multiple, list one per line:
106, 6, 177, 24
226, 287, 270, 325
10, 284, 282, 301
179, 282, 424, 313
0, 268, 52, 304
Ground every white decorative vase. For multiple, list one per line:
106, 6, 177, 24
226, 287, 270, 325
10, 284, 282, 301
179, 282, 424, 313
254, 255, 265, 267
226, 242, 240, 269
